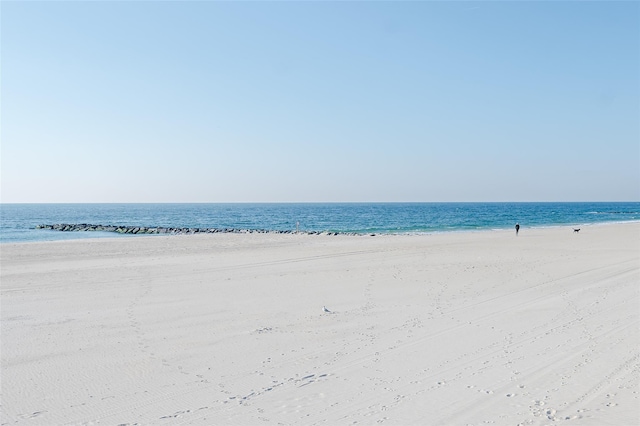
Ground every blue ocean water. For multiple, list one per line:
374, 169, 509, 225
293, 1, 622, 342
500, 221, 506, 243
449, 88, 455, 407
1, 202, 639, 243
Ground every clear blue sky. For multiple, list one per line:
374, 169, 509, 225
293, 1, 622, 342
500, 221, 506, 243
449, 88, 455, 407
2, 1, 638, 203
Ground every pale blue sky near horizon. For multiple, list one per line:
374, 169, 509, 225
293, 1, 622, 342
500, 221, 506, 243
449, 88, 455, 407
2, 1, 639, 203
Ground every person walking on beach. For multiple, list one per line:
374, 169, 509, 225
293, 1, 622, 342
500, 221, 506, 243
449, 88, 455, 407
515, 223, 520, 236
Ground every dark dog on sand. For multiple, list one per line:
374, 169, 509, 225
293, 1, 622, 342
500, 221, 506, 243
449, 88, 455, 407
574, 228, 581, 233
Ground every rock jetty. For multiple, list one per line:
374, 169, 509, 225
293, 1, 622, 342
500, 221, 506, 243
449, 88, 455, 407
35, 224, 369, 236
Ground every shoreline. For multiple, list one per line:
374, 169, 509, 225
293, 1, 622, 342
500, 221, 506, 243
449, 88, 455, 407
2, 219, 638, 245
2, 222, 639, 424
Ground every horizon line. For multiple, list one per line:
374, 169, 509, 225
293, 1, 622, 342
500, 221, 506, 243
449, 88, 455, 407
2, 201, 639, 205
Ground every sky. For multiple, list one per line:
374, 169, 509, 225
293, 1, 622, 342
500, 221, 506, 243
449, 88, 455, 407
1, 1, 639, 203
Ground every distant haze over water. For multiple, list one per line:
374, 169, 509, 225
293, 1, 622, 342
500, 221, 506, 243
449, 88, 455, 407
1, 203, 639, 243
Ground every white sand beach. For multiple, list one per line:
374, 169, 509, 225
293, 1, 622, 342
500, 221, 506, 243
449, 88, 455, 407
1, 223, 638, 425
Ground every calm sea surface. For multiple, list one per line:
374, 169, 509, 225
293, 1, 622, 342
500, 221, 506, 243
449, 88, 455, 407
1, 203, 639, 243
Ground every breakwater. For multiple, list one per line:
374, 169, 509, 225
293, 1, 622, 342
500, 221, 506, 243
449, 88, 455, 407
35, 223, 363, 236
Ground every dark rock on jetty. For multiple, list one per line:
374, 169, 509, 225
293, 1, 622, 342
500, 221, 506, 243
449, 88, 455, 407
35, 223, 370, 237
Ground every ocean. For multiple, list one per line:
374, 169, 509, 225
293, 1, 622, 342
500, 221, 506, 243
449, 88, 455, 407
1, 202, 639, 244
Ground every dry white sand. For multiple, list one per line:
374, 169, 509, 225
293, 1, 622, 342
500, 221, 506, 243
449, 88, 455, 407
2, 223, 639, 425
